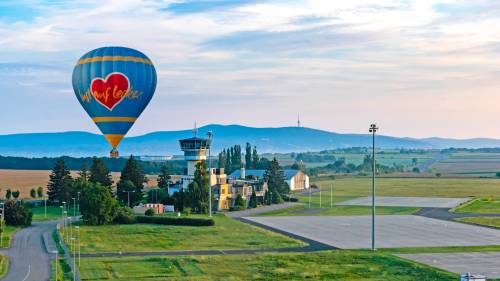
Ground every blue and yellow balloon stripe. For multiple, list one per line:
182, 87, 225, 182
76, 56, 153, 66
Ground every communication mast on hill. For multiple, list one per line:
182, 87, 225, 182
297, 113, 301, 127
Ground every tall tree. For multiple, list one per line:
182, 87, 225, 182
79, 181, 117, 225
245, 142, 252, 169
187, 161, 209, 213
157, 165, 170, 189
264, 158, 290, 196
249, 189, 257, 208
117, 156, 147, 205
252, 146, 259, 168
47, 158, 73, 203
78, 162, 90, 181
225, 149, 231, 173
89, 157, 113, 188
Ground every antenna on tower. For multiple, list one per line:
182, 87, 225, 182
297, 113, 301, 128
193, 121, 198, 137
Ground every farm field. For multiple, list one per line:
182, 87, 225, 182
264, 150, 437, 168
75, 251, 457, 281
0, 169, 157, 198
453, 198, 500, 213
431, 152, 500, 176
455, 217, 500, 229
62, 215, 303, 254
312, 177, 500, 198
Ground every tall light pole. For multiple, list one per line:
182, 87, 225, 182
207, 131, 213, 217
369, 123, 378, 251
122, 190, 135, 208
77, 192, 81, 214
76, 225, 81, 266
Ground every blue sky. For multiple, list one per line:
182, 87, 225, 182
1, 0, 500, 138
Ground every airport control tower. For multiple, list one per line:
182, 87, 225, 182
179, 125, 211, 189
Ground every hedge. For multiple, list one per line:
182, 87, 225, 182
136, 216, 215, 226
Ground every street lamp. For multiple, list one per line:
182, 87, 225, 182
75, 225, 81, 266
71, 237, 76, 281
369, 123, 378, 251
207, 131, 213, 217
77, 192, 81, 214
122, 190, 135, 208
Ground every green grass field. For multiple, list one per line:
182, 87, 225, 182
32, 206, 78, 222
455, 217, 500, 229
453, 198, 500, 213
312, 178, 500, 198
76, 251, 457, 281
0, 255, 8, 279
63, 215, 303, 254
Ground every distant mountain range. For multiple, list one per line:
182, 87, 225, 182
1, 124, 500, 157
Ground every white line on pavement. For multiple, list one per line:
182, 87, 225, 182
21, 264, 31, 281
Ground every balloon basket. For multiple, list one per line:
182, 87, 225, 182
110, 149, 119, 158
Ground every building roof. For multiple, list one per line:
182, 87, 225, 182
229, 169, 302, 180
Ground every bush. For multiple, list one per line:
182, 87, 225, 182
136, 216, 214, 226
113, 205, 136, 224
496, 172, 500, 178
229, 206, 246, 211
145, 208, 155, 216
182, 207, 191, 216
4, 200, 32, 226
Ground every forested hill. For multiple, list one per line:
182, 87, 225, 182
1, 124, 500, 157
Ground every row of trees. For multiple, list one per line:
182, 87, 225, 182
218, 143, 271, 174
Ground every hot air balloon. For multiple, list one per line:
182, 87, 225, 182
72, 46, 157, 158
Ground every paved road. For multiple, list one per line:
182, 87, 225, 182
398, 252, 500, 278
245, 215, 500, 249
0, 221, 57, 281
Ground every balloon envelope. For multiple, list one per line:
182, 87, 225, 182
72, 46, 157, 150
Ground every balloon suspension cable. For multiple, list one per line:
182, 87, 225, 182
110, 148, 119, 158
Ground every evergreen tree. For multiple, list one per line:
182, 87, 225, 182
187, 161, 209, 213
157, 165, 170, 189
245, 142, 252, 169
249, 189, 257, 208
47, 158, 73, 204
5, 189, 11, 200
218, 149, 227, 170
78, 162, 90, 181
12, 190, 20, 199
264, 158, 290, 196
117, 156, 147, 205
89, 157, 113, 188
225, 149, 231, 173
252, 146, 259, 168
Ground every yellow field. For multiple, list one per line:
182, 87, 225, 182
0, 169, 158, 199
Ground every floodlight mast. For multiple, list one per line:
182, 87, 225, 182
369, 123, 378, 251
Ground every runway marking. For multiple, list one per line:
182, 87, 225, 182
21, 264, 31, 281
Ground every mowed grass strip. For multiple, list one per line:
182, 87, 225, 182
257, 204, 419, 216
0, 255, 8, 279
0, 225, 20, 248
66, 215, 303, 254
314, 178, 500, 198
77, 251, 458, 281
455, 217, 500, 229
453, 198, 500, 213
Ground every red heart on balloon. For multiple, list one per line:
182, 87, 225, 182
91, 73, 130, 111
